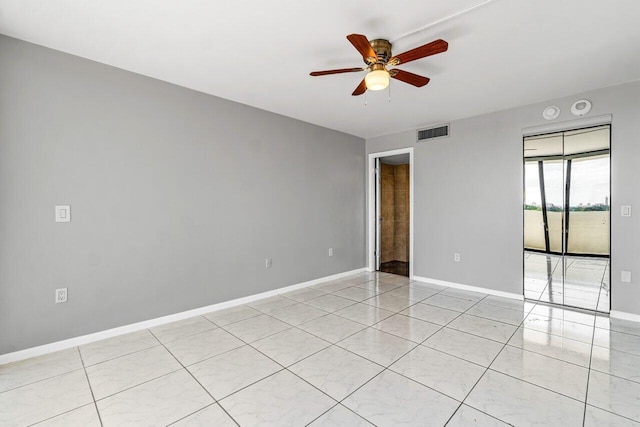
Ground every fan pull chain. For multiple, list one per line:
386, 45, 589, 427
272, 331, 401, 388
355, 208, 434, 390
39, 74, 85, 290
364, 92, 367, 107
388, 83, 391, 103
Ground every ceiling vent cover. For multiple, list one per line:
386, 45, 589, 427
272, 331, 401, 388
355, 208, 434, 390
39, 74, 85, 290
417, 124, 449, 142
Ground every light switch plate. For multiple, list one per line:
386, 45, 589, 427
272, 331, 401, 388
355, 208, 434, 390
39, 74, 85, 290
55, 205, 71, 222
621, 205, 632, 217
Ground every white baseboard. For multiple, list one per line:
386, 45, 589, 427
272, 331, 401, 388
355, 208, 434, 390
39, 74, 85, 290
0, 267, 367, 365
610, 310, 640, 323
412, 275, 524, 301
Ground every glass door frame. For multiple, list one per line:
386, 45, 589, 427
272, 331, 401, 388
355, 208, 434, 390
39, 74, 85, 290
522, 124, 612, 312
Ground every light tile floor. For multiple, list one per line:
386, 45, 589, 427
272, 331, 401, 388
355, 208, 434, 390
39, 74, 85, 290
524, 252, 610, 312
2, 271, 640, 426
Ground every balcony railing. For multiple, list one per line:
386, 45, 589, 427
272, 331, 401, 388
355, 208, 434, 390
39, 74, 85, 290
524, 210, 609, 256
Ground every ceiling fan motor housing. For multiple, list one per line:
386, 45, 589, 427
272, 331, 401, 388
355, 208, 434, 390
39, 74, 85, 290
368, 39, 392, 64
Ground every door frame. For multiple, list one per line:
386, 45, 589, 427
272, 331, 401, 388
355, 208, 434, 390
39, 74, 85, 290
522, 120, 612, 312
367, 147, 414, 278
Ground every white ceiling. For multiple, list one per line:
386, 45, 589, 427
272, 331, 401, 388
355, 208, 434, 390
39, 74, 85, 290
1, 0, 639, 138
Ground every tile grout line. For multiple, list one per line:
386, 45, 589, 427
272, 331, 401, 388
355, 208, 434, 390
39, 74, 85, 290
21, 285, 380, 427
198, 313, 347, 422
25, 403, 100, 427
236, 280, 611, 425
91, 367, 186, 402
441, 294, 507, 425
592, 325, 640, 340
79, 330, 163, 369
0, 366, 88, 396
325, 287, 519, 425
21, 347, 105, 426
527, 253, 561, 305
304, 402, 373, 427
321, 290, 491, 426
581, 286, 602, 427
147, 328, 244, 427
205, 307, 341, 369
209, 277, 444, 425
509, 308, 603, 369
76, 346, 105, 427
88, 281, 556, 425
496, 273, 638, 427
165, 403, 224, 427
76, 357, 203, 412
213, 329, 345, 424
148, 315, 218, 344
529, 254, 555, 302
481, 367, 589, 405
70, 332, 187, 404
443, 296, 538, 426
596, 259, 609, 312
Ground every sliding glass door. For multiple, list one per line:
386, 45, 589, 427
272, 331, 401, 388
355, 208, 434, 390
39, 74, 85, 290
523, 125, 610, 312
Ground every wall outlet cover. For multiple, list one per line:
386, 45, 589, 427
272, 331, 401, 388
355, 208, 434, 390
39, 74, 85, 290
621, 271, 632, 283
55, 288, 68, 304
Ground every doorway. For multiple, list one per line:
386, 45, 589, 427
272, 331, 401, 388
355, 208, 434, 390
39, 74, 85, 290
368, 148, 413, 278
523, 125, 611, 312
378, 155, 410, 276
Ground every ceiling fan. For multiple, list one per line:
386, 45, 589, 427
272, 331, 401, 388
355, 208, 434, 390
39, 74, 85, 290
310, 34, 448, 96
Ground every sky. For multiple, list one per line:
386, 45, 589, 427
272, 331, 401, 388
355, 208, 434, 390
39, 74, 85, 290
524, 157, 609, 206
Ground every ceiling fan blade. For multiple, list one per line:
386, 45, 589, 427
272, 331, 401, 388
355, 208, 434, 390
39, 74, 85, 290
347, 34, 378, 63
352, 79, 367, 96
310, 67, 364, 76
390, 39, 448, 65
390, 69, 430, 87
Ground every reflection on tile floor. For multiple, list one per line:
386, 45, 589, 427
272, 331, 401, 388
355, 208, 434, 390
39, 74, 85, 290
378, 261, 409, 277
525, 252, 610, 312
2, 271, 640, 426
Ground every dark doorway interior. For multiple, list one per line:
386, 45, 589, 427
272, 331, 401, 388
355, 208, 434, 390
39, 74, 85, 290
377, 155, 410, 277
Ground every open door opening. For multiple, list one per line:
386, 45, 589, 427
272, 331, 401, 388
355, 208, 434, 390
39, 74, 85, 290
375, 154, 410, 277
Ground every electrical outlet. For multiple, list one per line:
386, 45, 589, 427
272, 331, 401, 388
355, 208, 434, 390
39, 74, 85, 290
265, 258, 272, 269
55, 288, 67, 304
454, 253, 461, 262
329, 248, 334, 256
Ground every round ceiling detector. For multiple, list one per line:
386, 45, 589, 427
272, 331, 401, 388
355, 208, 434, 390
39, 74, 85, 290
543, 105, 560, 120
571, 99, 592, 116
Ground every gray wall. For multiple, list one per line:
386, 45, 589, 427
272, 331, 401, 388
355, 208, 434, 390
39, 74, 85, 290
0, 36, 366, 355
367, 81, 640, 315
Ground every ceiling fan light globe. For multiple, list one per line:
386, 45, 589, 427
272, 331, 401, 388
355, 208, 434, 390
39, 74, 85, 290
365, 70, 390, 91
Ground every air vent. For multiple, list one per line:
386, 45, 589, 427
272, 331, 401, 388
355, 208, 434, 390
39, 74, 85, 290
417, 124, 449, 142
